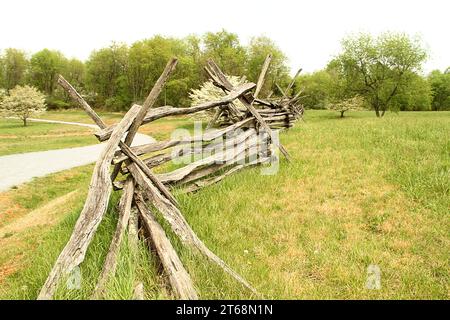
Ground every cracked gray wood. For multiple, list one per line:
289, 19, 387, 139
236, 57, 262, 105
135, 193, 198, 300
92, 177, 135, 299
37, 104, 141, 300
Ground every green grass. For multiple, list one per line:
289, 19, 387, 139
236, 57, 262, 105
0, 118, 97, 156
34, 110, 125, 125
0, 110, 198, 156
0, 164, 93, 291
0, 110, 449, 299
0, 110, 137, 156
0, 163, 166, 300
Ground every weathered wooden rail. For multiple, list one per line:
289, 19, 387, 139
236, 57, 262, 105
37, 55, 302, 300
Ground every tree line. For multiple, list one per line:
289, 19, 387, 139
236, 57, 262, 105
0, 30, 290, 111
0, 30, 448, 116
295, 33, 450, 113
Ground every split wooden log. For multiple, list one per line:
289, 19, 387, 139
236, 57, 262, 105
92, 177, 135, 299
37, 104, 142, 300
204, 65, 230, 93
58, 75, 178, 207
132, 282, 145, 300
113, 118, 254, 164
127, 207, 140, 255
126, 58, 178, 146
95, 83, 256, 142
254, 54, 272, 99
253, 98, 277, 108
282, 68, 302, 99
128, 164, 257, 294
121, 148, 194, 175
201, 128, 257, 154
122, 129, 268, 186
58, 75, 106, 128
257, 109, 290, 114
275, 83, 287, 97
174, 163, 228, 186
120, 142, 179, 207
156, 130, 260, 184
135, 193, 198, 300
206, 58, 291, 162
112, 58, 179, 205
268, 123, 294, 128
288, 89, 305, 105
122, 127, 259, 177
206, 108, 223, 129
183, 156, 271, 193
264, 115, 295, 122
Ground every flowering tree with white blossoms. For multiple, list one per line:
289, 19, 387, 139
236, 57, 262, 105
188, 75, 247, 122
1, 85, 46, 126
189, 75, 247, 106
328, 95, 365, 118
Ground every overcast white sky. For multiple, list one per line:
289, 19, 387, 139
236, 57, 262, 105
0, 0, 448, 74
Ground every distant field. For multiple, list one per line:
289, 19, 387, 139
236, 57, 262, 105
0, 110, 449, 299
34, 110, 125, 126
0, 118, 97, 156
37, 109, 202, 141
0, 109, 188, 156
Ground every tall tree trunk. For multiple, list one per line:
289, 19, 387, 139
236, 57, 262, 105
23, 117, 27, 126
340, 110, 345, 118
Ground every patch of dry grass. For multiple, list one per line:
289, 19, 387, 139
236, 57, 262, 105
0, 165, 93, 286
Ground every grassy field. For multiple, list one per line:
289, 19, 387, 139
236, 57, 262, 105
0, 109, 190, 156
0, 118, 97, 156
0, 110, 448, 299
0, 109, 124, 156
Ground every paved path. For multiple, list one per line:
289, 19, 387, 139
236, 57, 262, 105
0, 118, 155, 192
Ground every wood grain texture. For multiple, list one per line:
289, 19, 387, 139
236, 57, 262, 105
135, 193, 198, 300
128, 164, 257, 294
38, 104, 141, 300
206, 59, 291, 161
92, 177, 135, 299
95, 83, 256, 142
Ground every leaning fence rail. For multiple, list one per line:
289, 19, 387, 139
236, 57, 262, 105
37, 55, 303, 300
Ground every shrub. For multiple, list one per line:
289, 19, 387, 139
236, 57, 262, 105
327, 95, 365, 118
1, 85, 46, 126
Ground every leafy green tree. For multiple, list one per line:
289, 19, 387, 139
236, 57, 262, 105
1, 48, 29, 90
64, 58, 85, 88
127, 36, 192, 106
0, 57, 4, 88
391, 73, 432, 111
246, 36, 290, 97
332, 33, 427, 117
0, 85, 46, 126
178, 35, 205, 102
85, 43, 129, 109
47, 58, 86, 109
295, 70, 334, 109
203, 30, 247, 76
29, 49, 67, 96
428, 69, 450, 111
